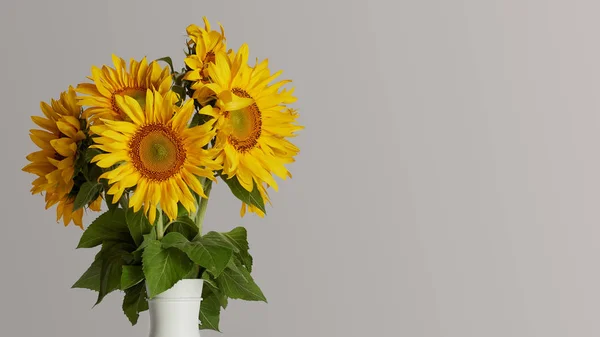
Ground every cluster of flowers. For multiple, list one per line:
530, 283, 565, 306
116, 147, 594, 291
23, 17, 301, 227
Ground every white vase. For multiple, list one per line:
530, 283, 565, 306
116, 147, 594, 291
148, 279, 204, 337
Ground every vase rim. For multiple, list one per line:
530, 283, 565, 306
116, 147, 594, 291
150, 279, 204, 300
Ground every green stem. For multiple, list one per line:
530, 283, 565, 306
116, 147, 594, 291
195, 179, 213, 236
162, 220, 178, 233
156, 205, 165, 240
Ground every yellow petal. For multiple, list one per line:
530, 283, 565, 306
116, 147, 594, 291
115, 95, 145, 125
94, 152, 128, 167
50, 138, 77, 157
172, 99, 196, 132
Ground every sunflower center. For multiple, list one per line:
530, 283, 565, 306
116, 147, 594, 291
204, 51, 216, 64
227, 88, 262, 152
111, 87, 146, 118
230, 109, 253, 140
150, 142, 170, 161
129, 124, 186, 181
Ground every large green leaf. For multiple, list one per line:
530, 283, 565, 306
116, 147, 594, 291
217, 259, 266, 302
160, 232, 189, 248
162, 232, 234, 278
96, 242, 135, 305
132, 230, 157, 262
72, 258, 102, 291
202, 272, 228, 309
121, 265, 144, 290
164, 216, 198, 241
201, 270, 218, 289
134, 231, 157, 253
125, 209, 152, 246
202, 231, 238, 251
142, 240, 194, 298
78, 209, 131, 248
224, 259, 248, 283
169, 217, 198, 235
122, 282, 149, 325
221, 227, 247, 253
73, 181, 103, 211
220, 227, 253, 272
222, 175, 266, 214
199, 287, 222, 331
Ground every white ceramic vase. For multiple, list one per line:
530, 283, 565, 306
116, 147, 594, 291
148, 279, 204, 337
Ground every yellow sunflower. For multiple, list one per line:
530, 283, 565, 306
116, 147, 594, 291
77, 55, 172, 124
23, 86, 101, 228
55, 193, 103, 229
199, 45, 302, 216
90, 90, 221, 224
183, 17, 227, 101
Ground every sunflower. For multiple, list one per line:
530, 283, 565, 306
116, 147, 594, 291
183, 17, 227, 101
198, 45, 302, 216
55, 193, 103, 229
77, 55, 172, 124
23, 86, 100, 228
90, 90, 221, 224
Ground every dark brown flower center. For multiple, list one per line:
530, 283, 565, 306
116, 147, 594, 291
204, 51, 216, 64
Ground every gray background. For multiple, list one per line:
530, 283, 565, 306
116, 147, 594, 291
1, 0, 599, 336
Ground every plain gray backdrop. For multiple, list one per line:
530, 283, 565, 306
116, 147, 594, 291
2, 0, 600, 336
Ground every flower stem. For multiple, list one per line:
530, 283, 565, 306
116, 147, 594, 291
195, 179, 213, 236
156, 205, 164, 240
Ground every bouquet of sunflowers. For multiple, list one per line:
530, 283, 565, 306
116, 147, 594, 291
22, 17, 301, 331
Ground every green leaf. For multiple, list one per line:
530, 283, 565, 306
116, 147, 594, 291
82, 147, 103, 182
222, 175, 266, 214
202, 272, 228, 309
200, 270, 218, 289
163, 216, 198, 241
189, 112, 204, 128
217, 259, 267, 302
161, 232, 189, 248
221, 227, 247, 253
106, 192, 119, 212
78, 209, 131, 249
189, 110, 214, 128
166, 223, 196, 241
132, 229, 157, 262
73, 181, 103, 211
172, 85, 186, 102
72, 258, 102, 291
224, 259, 248, 282
221, 227, 253, 272
142, 240, 194, 298
202, 231, 238, 251
162, 232, 234, 278
126, 209, 152, 246
97, 242, 135, 305
135, 230, 157, 254
123, 282, 149, 325
183, 264, 201, 279
84, 147, 102, 163
156, 56, 175, 73
87, 165, 104, 183
177, 203, 189, 217
121, 265, 144, 290
199, 287, 222, 331
170, 217, 198, 235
